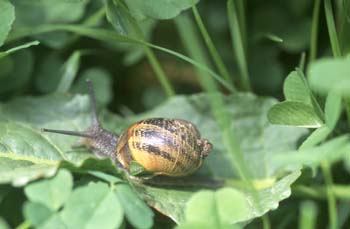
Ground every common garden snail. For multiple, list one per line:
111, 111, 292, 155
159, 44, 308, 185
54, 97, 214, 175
42, 80, 213, 177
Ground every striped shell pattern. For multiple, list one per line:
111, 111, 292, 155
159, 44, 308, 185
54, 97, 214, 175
116, 118, 211, 176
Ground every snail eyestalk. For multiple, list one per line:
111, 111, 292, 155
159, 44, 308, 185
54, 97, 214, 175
41, 128, 93, 138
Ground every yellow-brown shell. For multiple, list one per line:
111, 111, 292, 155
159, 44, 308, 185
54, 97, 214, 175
116, 118, 212, 177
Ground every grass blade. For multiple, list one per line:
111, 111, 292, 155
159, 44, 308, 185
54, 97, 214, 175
191, 4, 235, 90
324, 0, 341, 57
309, 0, 321, 65
299, 201, 318, 229
321, 162, 338, 229
57, 51, 81, 93
227, 0, 251, 91
0, 40, 39, 58
111, 1, 175, 97
7, 24, 235, 92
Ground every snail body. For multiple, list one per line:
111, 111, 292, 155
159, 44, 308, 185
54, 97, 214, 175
42, 81, 212, 177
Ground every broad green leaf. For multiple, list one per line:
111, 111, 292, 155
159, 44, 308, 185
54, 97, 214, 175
116, 184, 154, 229
273, 135, 350, 168
324, 91, 342, 129
0, 0, 14, 47
125, 0, 199, 20
178, 222, 236, 229
11, 0, 88, 48
184, 188, 248, 226
283, 71, 311, 104
23, 202, 54, 227
36, 214, 66, 229
0, 158, 57, 186
0, 94, 95, 185
268, 101, 323, 128
61, 182, 124, 229
71, 68, 113, 106
0, 93, 305, 223
24, 169, 73, 211
135, 170, 301, 224
308, 57, 350, 96
134, 94, 306, 178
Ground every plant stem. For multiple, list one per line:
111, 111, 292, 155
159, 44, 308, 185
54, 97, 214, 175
15, 221, 31, 229
115, 1, 175, 97
299, 201, 318, 229
262, 215, 271, 229
309, 0, 321, 65
236, 0, 247, 52
144, 48, 175, 97
324, 0, 341, 57
227, 0, 252, 91
191, 4, 235, 90
298, 52, 306, 72
321, 162, 338, 229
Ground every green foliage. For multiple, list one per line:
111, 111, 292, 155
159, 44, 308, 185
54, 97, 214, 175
309, 57, 350, 96
0, 0, 14, 47
0, 0, 350, 228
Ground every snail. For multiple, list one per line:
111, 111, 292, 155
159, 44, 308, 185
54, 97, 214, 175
42, 80, 213, 177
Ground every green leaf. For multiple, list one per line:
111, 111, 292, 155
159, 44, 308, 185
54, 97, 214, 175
283, 71, 311, 104
184, 188, 248, 226
0, 94, 95, 185
24, 169, 73, 211
71, 68, 113, 106
116, 184, 154, 229
106, 0, 128, 35
60, 182, 124, 229
268, 101, 323, 128
0, 93, 305, 223
273, 135, 350, 168
0, 158, 57, 186
125, 0, 199, 20
300, 126, 332, 149
308, 57, 350, 96
324, 91, 342, 130
0, 0, 14, 47
23, 202, 54, 227
11, 0, 88, 48
135, 170, 301, 224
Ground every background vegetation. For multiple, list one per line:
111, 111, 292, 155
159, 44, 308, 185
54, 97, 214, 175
0, 0, 350, 228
